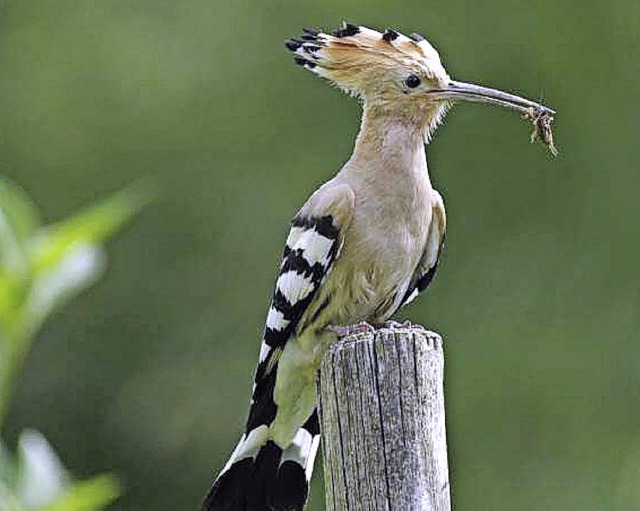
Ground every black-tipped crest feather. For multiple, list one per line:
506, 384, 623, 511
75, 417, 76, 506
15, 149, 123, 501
332, 22, 359, 38
382, 29, 399, 42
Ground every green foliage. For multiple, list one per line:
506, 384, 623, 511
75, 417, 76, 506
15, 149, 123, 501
0, 178, 148, 511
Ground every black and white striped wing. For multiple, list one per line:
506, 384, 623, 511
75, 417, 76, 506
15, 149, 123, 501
246, 214, 343, 433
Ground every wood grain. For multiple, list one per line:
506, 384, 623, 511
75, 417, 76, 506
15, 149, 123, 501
317, 326, 451, 511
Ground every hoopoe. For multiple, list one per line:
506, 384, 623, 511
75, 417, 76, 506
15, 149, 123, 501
202, 23, 555, 511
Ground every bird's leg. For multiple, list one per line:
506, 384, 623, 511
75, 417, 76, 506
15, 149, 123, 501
327, 321, 376, 338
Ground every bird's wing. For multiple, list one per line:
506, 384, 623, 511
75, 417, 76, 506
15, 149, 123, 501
245, 183, 355, 435
398, 190, 446, 309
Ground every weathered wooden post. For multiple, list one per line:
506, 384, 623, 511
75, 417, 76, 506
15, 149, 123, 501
317, 325, 451, 511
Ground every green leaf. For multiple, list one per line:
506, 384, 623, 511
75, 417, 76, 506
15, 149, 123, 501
30, 180, 153, 276
0, 442, 24, 511
15, 430, 68, 509
0, 480, 26, 511
0, 179, 152, 429
0, 271, 25, 337
0, 246, 106, 426
17, 179, 154, 336
0, 177, 41, 279
0, 178, 41, 248
0, 438, 17, 486
8, 431, 120, 511
23, 245, 106, 338
38, 475, 120, 511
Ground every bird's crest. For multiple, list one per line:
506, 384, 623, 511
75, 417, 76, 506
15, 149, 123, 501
285, 23, 449, 99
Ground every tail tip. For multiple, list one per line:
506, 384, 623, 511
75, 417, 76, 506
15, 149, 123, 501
201, 441, 308, 511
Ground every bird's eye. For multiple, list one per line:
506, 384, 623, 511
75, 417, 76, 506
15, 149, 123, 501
405, 74, 421, 89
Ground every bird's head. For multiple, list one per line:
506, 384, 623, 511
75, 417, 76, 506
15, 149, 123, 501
286, 23, 555, 144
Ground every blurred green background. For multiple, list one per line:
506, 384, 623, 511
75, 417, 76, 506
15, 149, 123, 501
1, 0, 639, 510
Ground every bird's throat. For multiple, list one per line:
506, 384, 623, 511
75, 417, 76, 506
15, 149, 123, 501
345, 105, 432, 189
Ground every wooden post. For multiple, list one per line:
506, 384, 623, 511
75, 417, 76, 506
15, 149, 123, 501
317, 326, 451, 511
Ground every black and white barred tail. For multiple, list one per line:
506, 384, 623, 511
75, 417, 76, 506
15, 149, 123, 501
202, 186, 349, 509
202, 415, 320, 511
202, 215, 337, 511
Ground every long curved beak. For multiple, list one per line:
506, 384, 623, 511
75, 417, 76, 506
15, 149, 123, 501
428, 80, 555, 117
428, 80, 557, 155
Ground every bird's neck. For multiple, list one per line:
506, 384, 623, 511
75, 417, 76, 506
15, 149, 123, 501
342, 105, 432, 188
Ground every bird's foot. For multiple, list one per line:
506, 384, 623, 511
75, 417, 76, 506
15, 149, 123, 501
379, 320, 434, 336
379, 319, 413, 330
380, 319, 432, 332
327, 321, 376, 338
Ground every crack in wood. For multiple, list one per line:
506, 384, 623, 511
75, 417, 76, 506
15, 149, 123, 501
317, 326, 451, 511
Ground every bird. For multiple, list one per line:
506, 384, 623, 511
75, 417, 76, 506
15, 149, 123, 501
202, 22, 555, 511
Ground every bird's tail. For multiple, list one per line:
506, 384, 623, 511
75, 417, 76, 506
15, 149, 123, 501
202, 414, 320, 511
